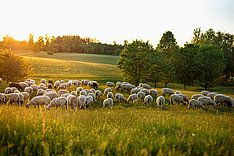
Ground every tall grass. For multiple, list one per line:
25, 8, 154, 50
0, 106, 233, 155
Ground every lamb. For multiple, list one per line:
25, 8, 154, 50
103, 98, 113, 108
214, 94, 234, 107
26, 95, 51, 108
198, 96, 217, 106
139, 83, 151, 89
170, 94, 185, 105
103, 88, 112, 96
137, 91, 146, 103
24, 86, 33, 94
143, 95, 153, 107
191, 94, 205, 100
58, 89, 69, 96
67, 95, 78, 109
115, 93, 126, 103
78, 95, 87, 109
162, 88, 174, 96
156, 96, 165, 108
106, 81, 115, 88
46, 97, 68, 110
107, 92, 114, 99
201, 90, 210, 96
58, 83, 67, 90
127, 93, 138, 103
187, 99, 205, 110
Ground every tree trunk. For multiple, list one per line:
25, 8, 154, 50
154, 82, 157, 88
184, 84, 187, 90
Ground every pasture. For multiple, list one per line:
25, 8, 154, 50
0, 52, 234, 155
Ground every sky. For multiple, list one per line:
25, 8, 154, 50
0, 0, 233, 46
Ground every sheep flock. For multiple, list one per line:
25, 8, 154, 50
0, 78, 233, 110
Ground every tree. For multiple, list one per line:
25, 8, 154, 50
117, 40, 154, 85
0, 51, 31, 83
28, 33, 35, 51
36, 36, 45, 51
156, 31, 179, 87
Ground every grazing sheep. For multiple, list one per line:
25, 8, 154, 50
21, 92, 30, 102
127, 93, 138, 103
156, 96, 165, 108
149, 89, 158, 98
201, 90, 210, 96
0, 93, 6, 104
86, 95, 94, 107
24, 86, 33, 94
26, 96, 51, 108
47, 83, 53, 89
214, 94, 234, 107
79, 90, 87, 96
36, 89, 45, 96
76, 87, 83, 95
162, 88, 174, 96
9, 83, 22, 91
89, 88, 96, 94
38, 85, 47, 90
95, 90, 102, 101
54, 80, 60, 89
58, 83, 67, 90
140, 88, 150, 95
5, 87, 13, 94
14, 90, 20, 93
73, 80, 82, 87
115, 81, 122, 89
60, 93, 71, 98
191, 94, 205, 100
30, 85, 39, 91
58, 89, 69, 96
16, 93, 24, 105
78, 95, 87, 109
137, 91, 146, 103
103, 88, 112, 96
103, 98, 113, 108
119, 83, 135, 93
18, 82, 29, 90
175, 91, 182, 94
106, 81, 115, 88
198, 96, 217, 106
88, 93, 96, 102
139, 83, 151, 89
144, 95, 153, 107
178, 94, 190, 105
6, 93, 21, 105
67, 80, 73, 88
40, 79, 47, 84
188, 99, 205, 110
44, 90, 59, 100
46, 97, 68, 110
24, 80, 34, 86
107, 92, 114, 99
48, 79, 54, 85
170, 94, 185, 105
67, 95, 78, 109
81, 80, 89, 86
89, 81, 98, 89
131, 87, 141, 94
207, 92, 217, 100
71, 91, 77, 97
11, 87, 18, 93
115, 93, 126, 103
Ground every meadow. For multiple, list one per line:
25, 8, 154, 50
0, 52, 234, 155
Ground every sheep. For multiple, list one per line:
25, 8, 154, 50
5, 87, 13, 94
187, 99, 205, 110
21, 92, 30, 102
115, 81, 122, 89
144, 95, 153, 107
6, 93, 21, 105
44, 90, 59, 100
88, 93, 96, 103
201, 90, 210, 96
30, 85, 39, 91
73, 80, 81, 87
103, 88, 112, 96
95, 90, 102, 101
162, 88, 174, 96
40, 79, 47, 84
14, 90, 20, 93
79, 90, 87, 96
54, 80, 60, 89
36, 89, 45, 96
60, 93, 71, 98
170, 94, 185, 105
47, 83, 53, 89
46, 97, 68, 110
156, 96, 165, 109
127, 93, 138, 103
175, 91, 182, 94
26, 95, 51, 108
139, 83, 151, 89
16, 93, 24, 105
67, 80, 73, 88
88, 81, 99, 89
67, 95, 78, 109
207, 92, 217, 100
115, 93, 126, 103
137, 91, 146, 103
198, 96, 217, 106
57, 89, 69, 96
214, 94, 234, 107
78, 95, 87, 109
24, 86, 33, 94
0, 78, 2, 83
71, 91, 77, 97
38, 85, 47, 90
119, 83, 135, 93
24, 80, 34, 86
86, 95, 94, 107
81, 80, 89, 86
18, 82, 29, 90
131, 87, 141, 94
140, 88, 150, 95
0, 93, 6, 105
106, 81, 115, 88
76, 87, 84, 95
191, 94, 205, 100
47, 79, 54, 85
9, 83, 22, 91
103, 98, 113, 108
107, 92, 114, 99
149, 89, 158, 99
58, 83, 67, 90
178, 94, 190, 105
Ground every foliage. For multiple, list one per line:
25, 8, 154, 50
117, 40, 154, 85
0, 50, 31, 83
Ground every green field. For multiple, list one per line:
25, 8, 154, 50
0, 52, 234, 155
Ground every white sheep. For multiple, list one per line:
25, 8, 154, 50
46, 97, 68, 110
131, 87, 141, 94
58, 89, 69, 96
6, 93, 21, 105
198, 96, 217, 106
58, 83, 67, 90
60, 93, 71, 98
139, 83, 151, 89
175, 91, 182, 94
21, 92, 30, 102
79, 90, 87, 96
119, 83, 135, 93
127, 93, 138, 103
162, 88, 174, 96
149, 89, 158, 98
187, 99, 205, 110
140, 88, 150, 95
40, 79, 47, 84
103, 98, 113, 108
67, 80, 73, 88
71, 91, 77, 97
24, 86, 33, 94
18, 82, 29, 90
14, 90, 20, 93
44, 90, 59, 100
191, 94, 205, 100
81, 80, 89, 86
78, 95, 87, 109
30, 85, 39, 91
5, 87, 13, 94
106, 81, 115, 88
67, 94, 78, 109
0, 93, 6, 104
170, 94, 185, 105
115, 93, 126, 103
107, 92, 114, 99
26, 95, 51, 108
36, 89, 45, 96
54, 80, 60, 89
76, 87, 83, 95
156, 96, 165, 109
73, 80, 82, 87
201, 90, 210, 96
144, 95, 153, 107
178, 94, 190, 105
207, 92, 217, 100
88, 93, 96, 103
95, 90, 102, 101
214, 94, 234, 107
115, 81, 122, 89
86, 95, 94, 107
137, 91, 146, 103
103, 88, 112, 96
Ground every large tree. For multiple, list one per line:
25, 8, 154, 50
117, 40, 154, 85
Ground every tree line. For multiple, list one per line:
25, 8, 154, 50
118, 28, 234, 90
0, 34, 123, 55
